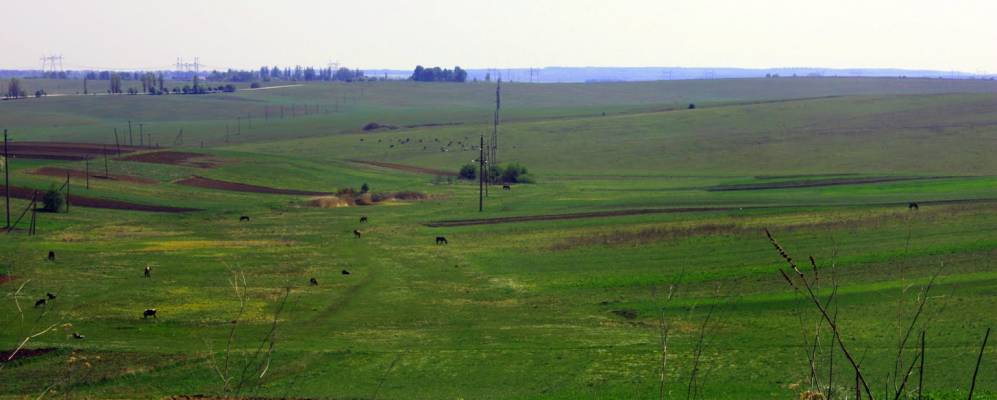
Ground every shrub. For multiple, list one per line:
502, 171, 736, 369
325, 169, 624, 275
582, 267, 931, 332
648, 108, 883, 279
250, 82, 261, 89
458, 164, 477, 180
360, 183, 370, 193
501, 163, 529, 183
42, 189, 63, 212
688, 103, 696, 109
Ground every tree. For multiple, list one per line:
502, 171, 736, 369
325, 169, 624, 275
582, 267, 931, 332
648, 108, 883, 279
42, 189, 64, 212
6, 78, 22, 99
109, 73, 123, 94
459, 164, 477, 180
360, 183, 370, 193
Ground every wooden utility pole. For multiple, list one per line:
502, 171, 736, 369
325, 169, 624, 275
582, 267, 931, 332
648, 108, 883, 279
3, 129, 9, 229
139, 123, 144, 147
113, 128, 121, 154
65, 173, 70, 214
478, 135, 485, 212
492, 79, 501, 164
103, 146, 109, 177
128, 120, 134, 146
85, 157, 90, 189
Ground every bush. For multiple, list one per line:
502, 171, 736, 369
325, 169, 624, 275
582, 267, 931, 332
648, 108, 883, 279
42, 189, 63, 212
458, 164, 477, 180
250, 82, 261, 89
500, 163, 529, 183
360, 183, 370, 193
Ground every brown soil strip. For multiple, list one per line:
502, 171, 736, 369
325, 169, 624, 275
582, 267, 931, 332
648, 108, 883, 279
1, 185, 200, 213
29, 167, 157, 185
119, 151, 224, 168
0, 347, 56, 363
348, 159, 457, 176
0, 275, 13, 284
426, 198, 997, 227
709, 176, 948, 191
5, 142, 145, 161
176, 176, 332, 196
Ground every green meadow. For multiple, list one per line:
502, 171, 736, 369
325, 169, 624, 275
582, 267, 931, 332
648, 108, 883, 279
2, 78, 997, 399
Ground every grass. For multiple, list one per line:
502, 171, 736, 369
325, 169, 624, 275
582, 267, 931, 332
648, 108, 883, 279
2, 78, 997, 399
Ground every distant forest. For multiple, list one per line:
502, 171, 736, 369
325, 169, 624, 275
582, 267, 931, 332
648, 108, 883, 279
410, 66, 468, 82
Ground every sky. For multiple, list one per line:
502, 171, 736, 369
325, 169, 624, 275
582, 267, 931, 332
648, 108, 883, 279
3, 0, 996, 72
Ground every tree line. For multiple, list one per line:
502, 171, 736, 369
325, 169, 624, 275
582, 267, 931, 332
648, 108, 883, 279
411, 66, 468, 82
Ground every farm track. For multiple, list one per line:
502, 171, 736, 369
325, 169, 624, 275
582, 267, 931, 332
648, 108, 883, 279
176, 176, 332, 195
709, 176, 955, 191
1, 185, 200, 213
425, 198, 997, 227
30, 167, 157, 185
4, 142, 145, 161
347, 159, 457, 176
120, 151, 224, 168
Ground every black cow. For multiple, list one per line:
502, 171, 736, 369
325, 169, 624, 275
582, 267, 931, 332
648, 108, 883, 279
502, 184, 511, 191
34, 298, 47, 308
353, 230, 362, 238
46, 292, 57, 300
436, 236, 448, 245
144, 266, 152, 278
360, 216, 368, 223
341, 269, 351, 275
309, 277, 318, 286
908, 202, 919, 210
240, 215, 250, 222
47, 251, 55, 261
72, 332, 85, 340
143, 309, 158, 319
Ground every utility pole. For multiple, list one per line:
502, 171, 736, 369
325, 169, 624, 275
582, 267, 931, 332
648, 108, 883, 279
3, 129, 9, 229
113, 128, 121, 154
85, 157, 90, 189
139, 123, 144, 147
492, 79, 501, 164
103, 146, 109, 177
128, 120, 134, 146
65, 173, 70, 214
479, 134, 484, 212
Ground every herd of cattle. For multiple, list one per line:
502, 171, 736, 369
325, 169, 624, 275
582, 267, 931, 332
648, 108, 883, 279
34, 213, 451, 333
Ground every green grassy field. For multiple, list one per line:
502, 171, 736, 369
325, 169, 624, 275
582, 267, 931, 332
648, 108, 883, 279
2, 78, 997, 399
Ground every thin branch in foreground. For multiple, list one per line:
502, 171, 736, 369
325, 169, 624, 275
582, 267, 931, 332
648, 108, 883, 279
967, 327, 991, 400
768, 229, 875, 400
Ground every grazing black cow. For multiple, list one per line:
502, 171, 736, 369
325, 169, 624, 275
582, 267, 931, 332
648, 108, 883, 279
502, 184, 511, 191
360, 216, 368, 223
47, 251, 55, 261
143, 309, 157, 319
908, 202, 919, 210
34, 298, 47, 307
341, 269, 351, 275
240, 215, 250, 222
353, 229, 362, 238
144, 266, 152, 278
436, 236, 448, 245
72, 332, 85, 340
46, 292, 57, 300
309, 277, 318, 286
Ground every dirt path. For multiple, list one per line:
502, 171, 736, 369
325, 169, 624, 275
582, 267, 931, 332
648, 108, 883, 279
347, 159, 457, 176
120, 151, 225, 168
425, 198, 997, 227
709, 176, 951, 191
1, 185, 200, 213
29, 167, 157, 185
176, 176, 332, 195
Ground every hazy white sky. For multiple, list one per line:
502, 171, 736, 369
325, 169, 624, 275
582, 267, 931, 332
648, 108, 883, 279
3, 0, 996, 72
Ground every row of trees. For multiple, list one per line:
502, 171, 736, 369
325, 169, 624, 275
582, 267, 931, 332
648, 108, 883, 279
411, 66, 468, 82
458, 163, 533, 183
211, 66, 366, 82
